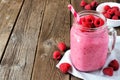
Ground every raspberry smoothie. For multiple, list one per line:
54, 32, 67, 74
70, 10, 109, 71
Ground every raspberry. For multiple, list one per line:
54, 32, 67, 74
107, 9, 114, 15
103, 67, 113, 76
115, 11, 120, 16
79, 17, 91, 28
85, 15, 95, 23
53, 51, 61, 60
108, 59, 119, 71
80, 0, 87, 7
104, 13, 111, 19
90, 0, 98, 9
94, 18, 104, 27
84, 4, 92, 10
112, 6, 119, 11
82, 21, 92, 28
79, 17, 86, 24
104, 5, 111, 11
112, 15, 119, 20
59, 63, 71, 73
58, 42, 67, 51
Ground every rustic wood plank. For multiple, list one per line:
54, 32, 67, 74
0, 0, 24, 60
0, 0, 47, 80
32, 0, 70, 80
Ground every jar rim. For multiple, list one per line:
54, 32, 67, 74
73, 10, 107, 31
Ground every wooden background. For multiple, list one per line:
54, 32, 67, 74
0, 0, 120, 80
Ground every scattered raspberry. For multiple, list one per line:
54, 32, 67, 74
104, 5, 111, 11
58, 42, 67, 51
103, 67, 113, 76
80, 0, 87, 7
59, 63, 71, 73
84, 4, 92, 10
104, 13, 111, 19
90, 0, 98, 9
112, 15, 119, 20
53, 51, 61, 60
108, 59, 119, 71
94, 18, 104, 27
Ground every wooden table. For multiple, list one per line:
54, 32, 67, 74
0, 0, 120, 80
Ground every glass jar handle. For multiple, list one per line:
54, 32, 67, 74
108, 28, 117, 53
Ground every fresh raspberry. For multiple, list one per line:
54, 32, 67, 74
112, 6, 119, 11
79, 17, 86, 24
107, 9, 114, 15
82, 21, 92, 28
104, 5, 111, 11
84, 4, 92, 10
94, 18, 104, 27
103, 67, 113, 76
59, 63, 71, 73
53, 51, 61, 60
79, 15, 95, 28
104, 13, 111, 19
115, 11, 120, 16
85, 15, 95, 23
108, 59, 119, 71
90, 0, 98, 9
58, 42, 67, 51
80, 0, 87, 7
111, 8, 118, 12
112, 15, 119, 20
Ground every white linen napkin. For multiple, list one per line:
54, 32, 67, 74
56, 36, 120, 80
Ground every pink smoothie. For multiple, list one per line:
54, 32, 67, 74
70, 20, 109, 71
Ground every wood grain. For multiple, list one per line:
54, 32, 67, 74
0, 0, 46, 80
31, 0, 70, 80
0, 0, 24, 60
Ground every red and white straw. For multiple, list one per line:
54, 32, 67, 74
68, 4, 79, 22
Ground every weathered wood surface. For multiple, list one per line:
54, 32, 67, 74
0, 0, 120, 80
0, 0, 46, 79
32, 0, 70, 80
0, 0, 24, 60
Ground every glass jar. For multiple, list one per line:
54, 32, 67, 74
70, 10, 116, 72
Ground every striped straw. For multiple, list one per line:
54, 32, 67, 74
68, 4, 80, 22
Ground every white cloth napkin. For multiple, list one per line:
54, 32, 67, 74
56, 36, 120, 80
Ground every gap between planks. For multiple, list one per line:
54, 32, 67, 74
0, 0, 25, 63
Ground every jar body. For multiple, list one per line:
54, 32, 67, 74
70, 18, 109, 72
